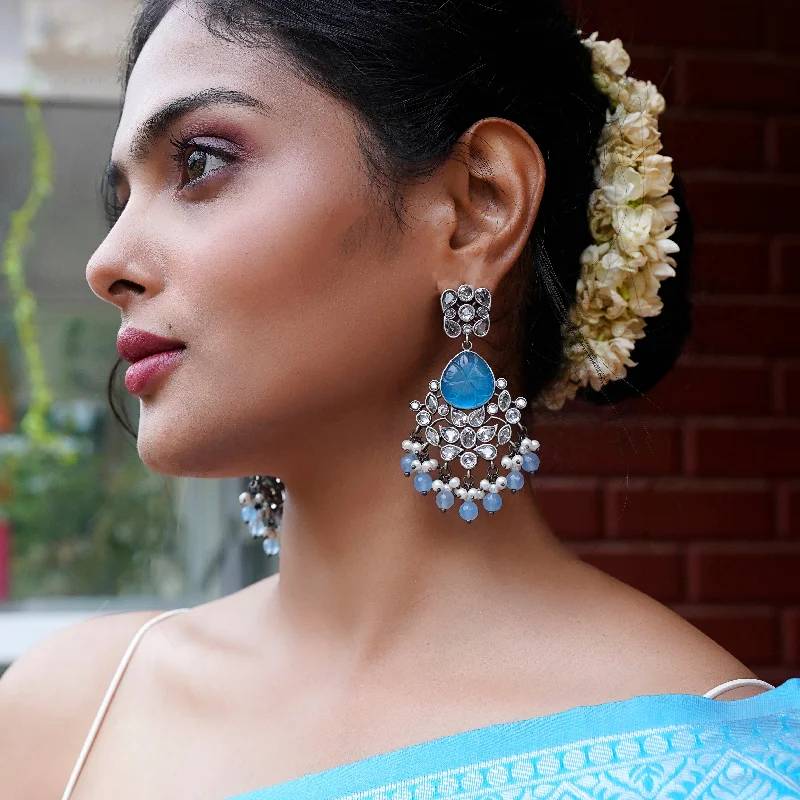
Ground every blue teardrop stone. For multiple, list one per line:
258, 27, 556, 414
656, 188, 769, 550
440, 351, 495, 410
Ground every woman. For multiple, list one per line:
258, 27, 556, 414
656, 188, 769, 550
1, 1, 798, 798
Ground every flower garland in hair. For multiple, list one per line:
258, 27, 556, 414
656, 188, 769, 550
540, 32, 680, 411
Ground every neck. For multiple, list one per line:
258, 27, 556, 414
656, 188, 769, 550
267, 397, 570, 659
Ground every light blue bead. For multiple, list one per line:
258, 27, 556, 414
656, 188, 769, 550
262, 537, 280, 556
507, 471, 525, 492
522, 453, 540, 473
248, 517, 267, 538
459, 500, 479, 522
240, 505, 258, 523
440, 351, 495, 410
436, 489, 455, 510
400, 453, 416, 474
414, 473, 433, 494
483, 492, 502, 513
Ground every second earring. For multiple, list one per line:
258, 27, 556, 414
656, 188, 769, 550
400, 284, 541, 522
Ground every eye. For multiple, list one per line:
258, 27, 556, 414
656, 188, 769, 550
184, 147, 229, 184
169, 134, 237, 189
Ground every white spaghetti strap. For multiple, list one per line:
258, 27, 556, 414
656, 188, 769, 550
60, 607, 191, 800
703, 678, 774, 700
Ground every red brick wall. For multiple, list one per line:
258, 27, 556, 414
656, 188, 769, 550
542, 0, 800, 682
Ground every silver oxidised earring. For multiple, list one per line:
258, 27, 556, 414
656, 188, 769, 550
239, 475, 284, 555
400, 284, 540, 522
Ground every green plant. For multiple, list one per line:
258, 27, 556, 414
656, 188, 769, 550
1, 91, 55, 446
1, 92, 181, 598
2, 442, 179, 597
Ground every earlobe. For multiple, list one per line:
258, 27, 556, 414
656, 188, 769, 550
435, 117, 545, 295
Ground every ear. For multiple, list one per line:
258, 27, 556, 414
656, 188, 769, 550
425, 117, 546, 296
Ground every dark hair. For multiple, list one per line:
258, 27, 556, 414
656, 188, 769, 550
108, 0, 692, 432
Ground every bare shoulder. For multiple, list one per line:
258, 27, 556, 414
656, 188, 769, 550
563, 561, 763, 701
0, 610, 175, 798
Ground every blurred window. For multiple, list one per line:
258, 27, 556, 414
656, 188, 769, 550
0, 3, 272, 667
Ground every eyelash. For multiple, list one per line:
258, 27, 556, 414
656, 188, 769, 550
167, 132, 237, 189
103, 134, 237, 230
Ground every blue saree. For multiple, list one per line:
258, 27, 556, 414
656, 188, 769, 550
226, 679, 800, 800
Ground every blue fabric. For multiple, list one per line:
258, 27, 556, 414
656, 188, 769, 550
226, 679, 800, 799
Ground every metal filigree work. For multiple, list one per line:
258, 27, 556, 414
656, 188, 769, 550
401, 285, 541, 522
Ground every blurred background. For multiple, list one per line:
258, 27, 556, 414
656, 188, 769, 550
0, 0, 273, 676
0, 0, 797, 683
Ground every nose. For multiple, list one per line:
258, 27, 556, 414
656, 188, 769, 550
85, 217, 164, 311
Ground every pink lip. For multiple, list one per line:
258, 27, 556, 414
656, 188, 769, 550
117, 327, 186, 395
124, 349, 185, 395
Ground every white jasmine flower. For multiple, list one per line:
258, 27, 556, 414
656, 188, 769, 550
591, 37, 631, 77
618, 111, 661, 150
651, 195, 679, 228
613, 204, 655, 251
615, 78, 666, 116
540, 33, 680, 410
603, 166, 644, 205
580, 241, 612, 266
641, 154, 673, 197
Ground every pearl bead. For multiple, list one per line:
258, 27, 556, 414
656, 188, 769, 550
431, 479, 444, 492
411, 442, 423, 453
530, 439, 540, 452
501, 455, 512, 469
421, 460, 433, 472
489, 483, 500, 494
496, 475, 507, 489
480, 479, 491, 491
467, 488, 477, 500
456, 488, 468, 500
512, 454, 524, 469
402, 439, 413, 452
254, 494, 264, 504
428, 459, 438, 470
411, 459, 422, 472
238, 492, 251, 505
448, 477, 461, 489
474, 489, 486, 500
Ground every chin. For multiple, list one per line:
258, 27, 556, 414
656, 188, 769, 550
135, 399, 284, 479
135, 405, 228, 478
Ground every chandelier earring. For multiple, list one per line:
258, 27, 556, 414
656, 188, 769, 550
400, 285, 540, 522
238, 475, 284, 556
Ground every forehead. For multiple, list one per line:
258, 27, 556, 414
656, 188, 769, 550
115, 3, 300, 156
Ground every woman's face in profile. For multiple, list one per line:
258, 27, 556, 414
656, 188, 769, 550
86, 2, 441, 479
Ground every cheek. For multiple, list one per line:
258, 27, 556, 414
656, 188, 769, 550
170, 147, 411, 425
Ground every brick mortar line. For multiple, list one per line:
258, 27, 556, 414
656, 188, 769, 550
536, 415, 800, 427
597, 476, 773, 490
683, 170, 800, 183
675, 354, 774, 368
691, 294, 800, 306
626, 45, 800, 64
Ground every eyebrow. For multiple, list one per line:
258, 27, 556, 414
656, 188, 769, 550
105, 87, 271, 189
